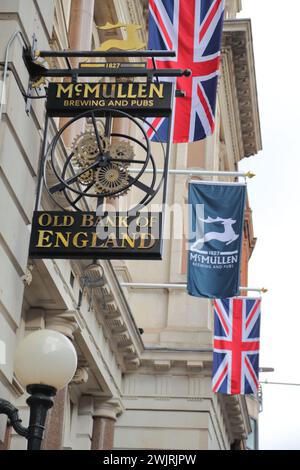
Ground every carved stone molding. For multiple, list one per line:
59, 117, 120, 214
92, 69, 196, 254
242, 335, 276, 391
140, 354, 213, 373
71, 367, 89, 385
21, 264, 34, 286
187, 361, 204, 371
222, 20, 262, 158
45, 310, 80, 339
154, 360, 171, 371
93, 397, 123, 421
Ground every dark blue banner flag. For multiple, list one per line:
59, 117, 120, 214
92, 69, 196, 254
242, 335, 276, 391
187, 181, 246, 298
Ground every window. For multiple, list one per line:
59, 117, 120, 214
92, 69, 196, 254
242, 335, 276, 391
70, 271, 75, 288
246, 418, 258, 450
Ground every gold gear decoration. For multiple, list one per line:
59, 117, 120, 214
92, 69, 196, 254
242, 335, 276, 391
110, 141, 135, 166
78, 169, 95, 186
72, 131, 110, 168
94, 162, 129, 196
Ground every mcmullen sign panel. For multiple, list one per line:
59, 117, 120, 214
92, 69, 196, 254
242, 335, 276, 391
46, 82, 173, 117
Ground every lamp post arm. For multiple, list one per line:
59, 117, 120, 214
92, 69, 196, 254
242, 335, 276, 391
0, 399, 28, 438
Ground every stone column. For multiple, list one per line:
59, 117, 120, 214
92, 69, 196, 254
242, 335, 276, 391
42, 387, 68, 450
91, 398, 122, 450
68, 0, 95, 58
60, 0, 95, 143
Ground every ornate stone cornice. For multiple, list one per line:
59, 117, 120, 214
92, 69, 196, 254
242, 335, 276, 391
225, 0, 242, 18
140, 348, 213, 373
74, 260, 143, 372
222, 19, 262, 158
218, 394, 251, 442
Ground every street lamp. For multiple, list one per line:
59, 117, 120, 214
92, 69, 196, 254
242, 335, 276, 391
259, 367, 275, 373
0, 329, 77, 450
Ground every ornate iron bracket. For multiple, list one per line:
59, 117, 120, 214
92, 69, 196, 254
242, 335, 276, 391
0, 399, 28, 438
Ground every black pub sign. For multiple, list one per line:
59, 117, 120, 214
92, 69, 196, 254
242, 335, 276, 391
29, 211, 162, 260
46, 81, 173, 117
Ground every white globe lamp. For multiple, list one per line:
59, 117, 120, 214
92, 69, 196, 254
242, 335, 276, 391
4, 329, 78, 450
14, 329, 77, 390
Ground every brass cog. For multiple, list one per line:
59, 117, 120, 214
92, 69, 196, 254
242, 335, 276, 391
78, 169, 94, 185
72, 131, 109, 168
110, 141, 134, 166
94, 163, 128, 196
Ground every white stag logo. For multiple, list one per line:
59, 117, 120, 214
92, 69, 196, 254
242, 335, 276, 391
191, 217, 239, 252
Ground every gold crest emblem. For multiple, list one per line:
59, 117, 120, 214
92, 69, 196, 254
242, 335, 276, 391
95, 22, 146, 51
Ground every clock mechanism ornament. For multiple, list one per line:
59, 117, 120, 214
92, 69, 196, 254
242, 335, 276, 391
43, 109, 166, 212
94, 163, 129, 196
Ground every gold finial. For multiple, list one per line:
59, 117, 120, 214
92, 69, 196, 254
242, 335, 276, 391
245, 171, 255, 179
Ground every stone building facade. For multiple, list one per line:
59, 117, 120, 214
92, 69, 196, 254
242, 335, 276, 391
0, 0, 261, 450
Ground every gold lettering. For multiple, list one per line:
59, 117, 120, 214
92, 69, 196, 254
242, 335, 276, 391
118, 216, 129, 227
121, 234, 135, 248
38, 213, 52, 227
56, 83, 73, 98
36, 230, 53, 247
138, 83, 147, 98
52, 215, 74, 227
75, 84, 83, 96
149, 83, 164, 98
73, 232, 88, 248
102, 83, 115, 98
106, 216, 117, 227
83, 84, 100, 98
103, 234, 118, 248
91, 231, 101, 247
127, 83, 137, 98
54, 232, 71, 248
117, 84, 127, 98
81, 214, 95, 227
139, 233, 156, 249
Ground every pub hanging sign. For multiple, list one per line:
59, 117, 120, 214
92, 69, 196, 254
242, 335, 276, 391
29, 211, 163, 260
28, 45, 176, 263
46, 81, 173, 117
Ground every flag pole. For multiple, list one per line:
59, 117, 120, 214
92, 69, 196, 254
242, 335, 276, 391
260, 381, 300, 387
120, 282, 267, 293
128, 168, 255, 178
239, 287, 268, 293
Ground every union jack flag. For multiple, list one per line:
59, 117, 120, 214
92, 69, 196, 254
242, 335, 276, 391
212, 297, 261, 395
147, 0, 225, 143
